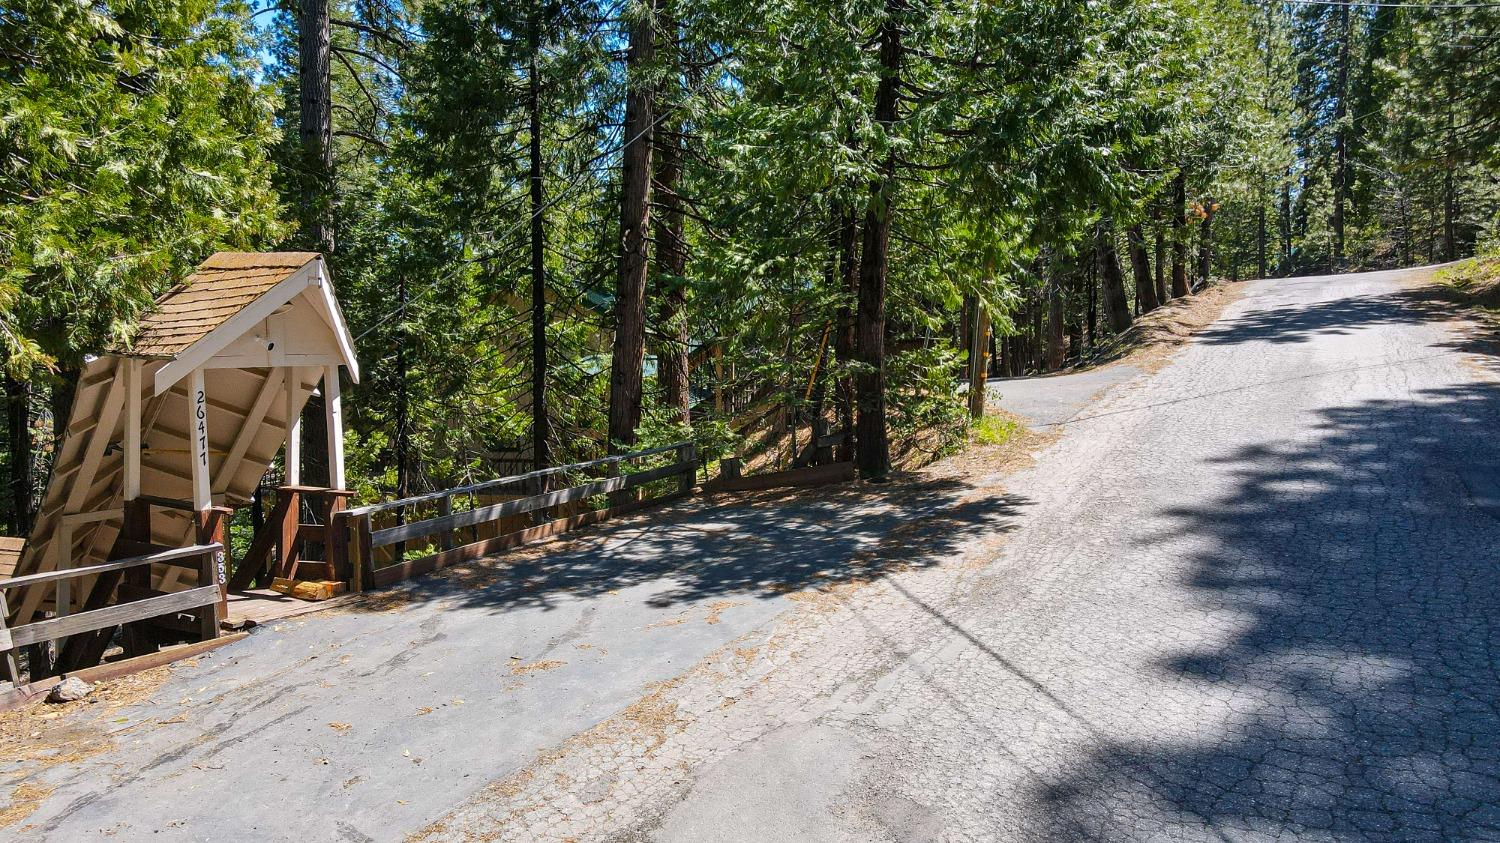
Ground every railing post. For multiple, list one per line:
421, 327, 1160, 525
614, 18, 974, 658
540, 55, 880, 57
437, 496, 454, 550
194, 544, 222, 641
346, 512, 373, 593
330, 508, 351, 585
195, 507, 231, 615
677, 442, 697, 496
721, 457, 742, 482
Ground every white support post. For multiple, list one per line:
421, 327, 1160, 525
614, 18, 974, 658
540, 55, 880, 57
187, 368, 212, 511
323, 364, 345, 489
285, 367, 302, 486
123, 359, 142, 501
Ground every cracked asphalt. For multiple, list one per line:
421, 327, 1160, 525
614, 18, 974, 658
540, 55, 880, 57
11, 266, 1500, 841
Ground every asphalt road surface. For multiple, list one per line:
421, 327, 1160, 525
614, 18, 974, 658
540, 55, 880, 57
12, 266, 1500, 841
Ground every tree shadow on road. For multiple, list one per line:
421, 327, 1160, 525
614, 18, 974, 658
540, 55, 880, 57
1033, 382, 1500, 841
353, 477, 1030, 617
1194, 281, 1492, 351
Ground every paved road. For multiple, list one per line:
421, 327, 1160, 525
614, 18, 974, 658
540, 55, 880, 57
13, 266, 1500, 841
983, 364, 1141, 426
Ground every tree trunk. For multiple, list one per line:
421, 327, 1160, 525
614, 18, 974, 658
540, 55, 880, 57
1280, 174, 1293, 273
49, 368, 76, 455
968, 298, 990, 418
1331, 4, 1351, 267
652, 20, 690, 425
1086, 257, 1097, 352
297, 0, 334, 486
607, 1, 656, 453
5, 374, 32, 535
1171, 172, 1189, 297
298, 0, 334, 253
528, 26, 552, 473
1097, 222, 1132, 335
1197, 198, 1216, 286
1127, 223, 1159, 314
854, 0, 902, 481
395, 276, 411, 499
833, 210, 858, 463
1046, 261, 1066, 370
1256, 181, 1268, 279
1153, 205, 1168, 303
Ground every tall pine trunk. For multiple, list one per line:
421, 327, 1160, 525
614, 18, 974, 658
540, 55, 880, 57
1197, 199, 1216, 285
967, 301, 990, 418
298, 0, 333, 485
1152, 205, 1168, 303
608, 1, 656, 452
1098, 221, 1132, 334
1127, 223, 1158, 314
1280, 174, 1293, 273
528, 22, 552, 474
1171, 172, 1189, 297
1256, 182, 1268, 279
854, 0, 902, 481
5, 374, 32, 534
299, 0, 333, 253
1045, 257, 1065, 370
652, 13, 690, 426
833, 210, 859, 463
1331, 3, 1350, 267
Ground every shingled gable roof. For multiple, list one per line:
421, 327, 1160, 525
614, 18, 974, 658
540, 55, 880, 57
114, 252, 360, 395
119, 252, 323, 358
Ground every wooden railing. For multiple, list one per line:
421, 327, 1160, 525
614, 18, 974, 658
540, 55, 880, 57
0, 543, 222, 686
333, 442, 698, 591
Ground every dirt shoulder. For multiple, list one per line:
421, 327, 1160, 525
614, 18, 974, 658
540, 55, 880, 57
1088, 281, 1246, 373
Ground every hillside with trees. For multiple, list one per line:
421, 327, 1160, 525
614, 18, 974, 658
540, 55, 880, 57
3, 0, 1497, 531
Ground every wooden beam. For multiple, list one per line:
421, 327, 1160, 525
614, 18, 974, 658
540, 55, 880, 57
285, 367, 302, 486
9, 585, 221, 648
14, 360, 127, 625
369, 459, 691, 548
344, 441, 688, 518
124, 359, 142, 500
213, 368, 284, 495
703, 461, 857, 493
324, 364, 345, 489
0, 633, 247, 713
0, 544, 219, 590
187, 368, 211, 511
371, 491, 691, 589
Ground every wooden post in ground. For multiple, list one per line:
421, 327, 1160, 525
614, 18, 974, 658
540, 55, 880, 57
437, 497, 454, 550
677, 442, 697, 495
338, 511, 372, 593
193, 514, 225, 641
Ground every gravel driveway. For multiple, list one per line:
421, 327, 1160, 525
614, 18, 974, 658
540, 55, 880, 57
10, 266, 1500, 842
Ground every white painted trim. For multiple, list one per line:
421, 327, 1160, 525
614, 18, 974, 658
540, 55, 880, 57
324, 364, 346, 489
307, 260, 361, 383
187, 369, 212, 511
285, 367, 302, 486
151, 260, 320, 396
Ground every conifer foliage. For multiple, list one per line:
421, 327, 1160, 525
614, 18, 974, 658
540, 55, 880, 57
1, 0, 1497, 526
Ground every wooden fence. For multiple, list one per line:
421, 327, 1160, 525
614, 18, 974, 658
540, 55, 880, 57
333, 442, 698, 590
0, 543, 222, 686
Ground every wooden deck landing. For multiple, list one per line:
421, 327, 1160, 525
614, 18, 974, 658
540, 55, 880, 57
224, 588, 352, 627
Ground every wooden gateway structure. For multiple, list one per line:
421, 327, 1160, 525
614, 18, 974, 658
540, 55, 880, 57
1, 252, 360, 681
